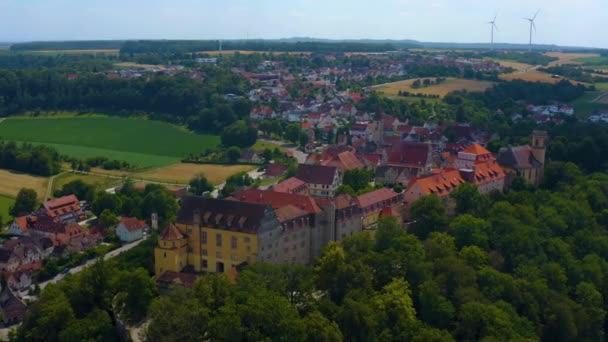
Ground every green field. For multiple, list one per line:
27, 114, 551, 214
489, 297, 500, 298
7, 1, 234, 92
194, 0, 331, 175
52, 172, 122, 194
570, 91, 608, 118
575, 56, 608, 65
0, 116, 220, 168
0, 195, 15, 225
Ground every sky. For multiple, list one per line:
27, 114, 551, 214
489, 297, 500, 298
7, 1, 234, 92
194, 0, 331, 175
0, 0, 606, 48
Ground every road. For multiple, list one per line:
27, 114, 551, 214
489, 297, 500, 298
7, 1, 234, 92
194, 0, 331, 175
258, 136, 308, 163
38, 236, 149, 290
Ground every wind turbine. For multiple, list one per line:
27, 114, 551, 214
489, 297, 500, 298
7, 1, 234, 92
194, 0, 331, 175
524, 10, 540, 52
487, 13, 499, 49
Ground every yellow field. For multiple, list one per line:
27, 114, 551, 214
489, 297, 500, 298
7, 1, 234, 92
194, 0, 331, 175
198, 50, 311, 56
546, 52, 600, 67
495, 60, 534, 72
373, 78, 495, 98
134, 163, 256, 185
499, 71, 589, 86
0, 169, 48, 199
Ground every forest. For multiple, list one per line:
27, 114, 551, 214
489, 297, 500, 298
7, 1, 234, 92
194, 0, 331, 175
0, 67, 252, 134
13, 162, 608, 341
0, 141, 62, 176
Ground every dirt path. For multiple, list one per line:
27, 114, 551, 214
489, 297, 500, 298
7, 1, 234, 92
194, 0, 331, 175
591, 92, 608, 103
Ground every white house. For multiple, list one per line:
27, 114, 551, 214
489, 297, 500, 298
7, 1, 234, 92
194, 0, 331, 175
116, 217, 147, 243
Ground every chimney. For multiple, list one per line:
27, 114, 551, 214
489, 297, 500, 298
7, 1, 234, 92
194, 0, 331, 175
193, 209, 201, 227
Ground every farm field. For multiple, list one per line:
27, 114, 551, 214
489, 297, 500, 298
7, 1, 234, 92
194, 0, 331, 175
373, 78, 494, 98
0, 195, 15, 224
134, 163, 256, 185
0, 169, 48, 199
114, 62, 165, 69
499, 71, 588, 85
51, 172, 123, 195
484, 58, 534, 72
199, 50, 311, 56
545, 52, 600, 66
0, 116, 220, 168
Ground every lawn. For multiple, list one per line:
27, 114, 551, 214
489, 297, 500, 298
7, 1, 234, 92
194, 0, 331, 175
373, 78, 494, 98
0, 116, 220, 168
52, 172, 124, 194
0, 169, 48, 199
135, 163, 256, 185
251, 140, 287, 153
0, 195, 15, 225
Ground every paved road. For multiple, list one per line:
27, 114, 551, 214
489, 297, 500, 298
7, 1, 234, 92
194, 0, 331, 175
38, 236, 149, 290
258, 137, 308, 163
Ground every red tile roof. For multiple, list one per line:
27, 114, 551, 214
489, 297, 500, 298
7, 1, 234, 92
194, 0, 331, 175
462, 144, 491, 156
272, 177, 307, 194
160, 223, 184, 241
265, 164, 288, 177
119, 217, 147, 232
274, 205, 310, 223
295, 164, 338, 185
42, 195, 80, 219
235, 189, 321, 214
387, 142, 432, 168
409, 169, 466, 197
334, 194, 356, 210
355, 188, 401, 209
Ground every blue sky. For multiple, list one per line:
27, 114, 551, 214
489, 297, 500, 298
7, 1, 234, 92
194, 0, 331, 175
0, 0, 606, 48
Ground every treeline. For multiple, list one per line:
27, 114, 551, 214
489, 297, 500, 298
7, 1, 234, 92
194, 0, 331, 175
0, 54, 116, 71
0, 141, 61, 176
10, 40, 124, 51
0, 68, 252, 134
121, 40, 398, 54
547, 122, 608, 173
484, 51, 558, 66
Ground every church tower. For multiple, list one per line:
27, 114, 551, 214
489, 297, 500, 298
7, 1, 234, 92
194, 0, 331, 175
531, 130, 547, 166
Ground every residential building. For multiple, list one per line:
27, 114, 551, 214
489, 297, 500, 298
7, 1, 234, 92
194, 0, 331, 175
264, 164, 288, 179
386, 142, 434, 177
272, 177, 308, 195
116, 217, 147, 243
321, 151, 365, 173
295, 164, 341, 198
455, 144, 506, 194
41, 195, 83, 224
375, 165, 419, 186
404, 169, 467, 207
0, 288, 27, 326
497, 131, 547, 187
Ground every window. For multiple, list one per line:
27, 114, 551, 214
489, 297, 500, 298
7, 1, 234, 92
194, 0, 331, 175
202, 249, 208, 256
231, 255, 238, 261
231, 236, 237, 249
244, 236, 251, 243
216, 251, 223, 259
202, 231, 207, 244
216, 233, 222, 247
202, 260, 208, 268
163, 252, 166, 258
247, 245, 251, 252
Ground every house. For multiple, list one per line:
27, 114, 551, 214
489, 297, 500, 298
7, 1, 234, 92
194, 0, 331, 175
497, 131, 547, 187
8, 269, 33, 291
264, 164, 288, 179
321, 151, 365, 173
404, 169, 467, 207
375, 165, 418, 186
272, 177, 308, 195
239, 150, 264, 164
116, 217, 147, 243
8, 216, 28, 236
355, 189, 403, 230
28, 216, 86, 247
41, 195, 83, 224
454, 144, 506, 194
295, 164, 341, 198
0, 288, 27, 326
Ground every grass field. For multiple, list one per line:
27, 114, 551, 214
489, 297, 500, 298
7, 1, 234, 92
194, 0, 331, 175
569, 91, 608, 117
134, 163, 256, 185
373, 78, 494, 98
0, 116, 220, 168
573, 56, 608, 65
0, 195, 15, 224
52, 172, 123, 194
0, 169, 48, 199
251, 140, 287, 152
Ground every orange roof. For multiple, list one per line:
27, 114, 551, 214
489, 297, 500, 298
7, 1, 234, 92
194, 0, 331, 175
412, 169, 466, 197
462, 144, 491, 156
120, 217, 147, 232
275, 205, 309, 223
160, 223, 184, 241
272, 177, 307, 194
13, 216, 28, 233
471, 161, 506, 186
328, 151, 364, 171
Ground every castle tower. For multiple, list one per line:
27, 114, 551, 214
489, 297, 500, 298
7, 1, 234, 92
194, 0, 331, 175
154, 223, 188, 275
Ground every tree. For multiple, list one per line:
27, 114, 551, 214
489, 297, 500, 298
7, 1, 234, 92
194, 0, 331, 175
221, 120, 257, 148
342, 169, 372, 192
141, 188, 178, 223
10, 188, 37, 217
189, 174, 213, 196
226, 146, 241, 163
418, 280, 455, 329
111, 268, 157, 322
54, 180, 96, 202
58, 309, 113, 342
92, 192, 121, 217
303, 311, 343, 342
449, 214, 490, 249
410, 195, 447, 240
284, 123, 303, 145
450, 183, 483, 216
336, 185, 356, 196
98, 209, 118, 228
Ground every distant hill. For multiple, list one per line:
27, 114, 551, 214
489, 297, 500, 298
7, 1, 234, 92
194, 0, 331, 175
7, 38, 604, 53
